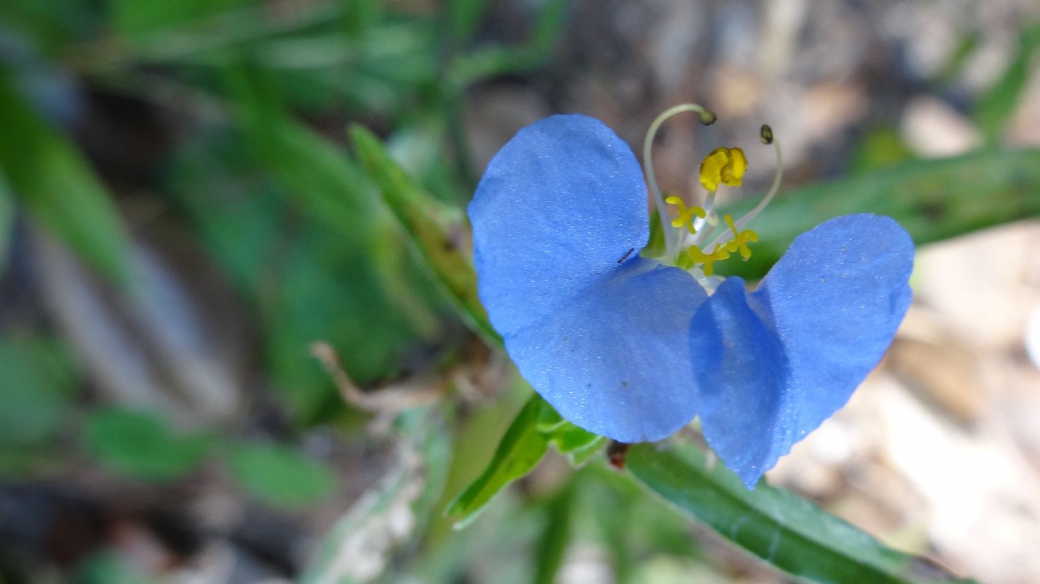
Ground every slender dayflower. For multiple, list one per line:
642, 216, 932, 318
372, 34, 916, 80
468, 108, 913, 488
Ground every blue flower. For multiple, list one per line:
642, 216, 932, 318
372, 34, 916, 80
468, 113, 913, 488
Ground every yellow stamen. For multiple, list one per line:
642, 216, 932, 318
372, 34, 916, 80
721, 214, 759, 261
665, 196, 707, 233
686, 243, 731, 277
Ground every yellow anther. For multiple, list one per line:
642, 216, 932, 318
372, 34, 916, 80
722, 214, 758, 261
686, 243, 730, 277
665, 196, 706, 233
725, 148, 747, 184
699, 147, 747, 192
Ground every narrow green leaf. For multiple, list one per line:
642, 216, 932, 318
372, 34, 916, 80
85, 408, 210, 481
226, 442, 335, 509
445, 395, 550, 528
446, 394, 607, 528
533, 484, 574, 584
627, 442, 975, 584
720, 148, 1040, 280
351, 124, 500, 344
974, 26, 1040, 142
0, 75, 132, 282
935, 33, 980, 84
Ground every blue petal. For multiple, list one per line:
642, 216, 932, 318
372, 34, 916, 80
469, 115, 650, 337
690, 214, 914, 488
507, 257, 707, 442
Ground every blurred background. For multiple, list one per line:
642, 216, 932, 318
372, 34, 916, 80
1, 0, 1039, 582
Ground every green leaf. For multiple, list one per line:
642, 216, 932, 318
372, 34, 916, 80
0, 75, 133, 283
551, 429, 606, 466
226, 442, 335, 509
446, 394, 607, 528
626, 442, 976, 584
0, 334, 77, 448
351, 124, 500, 345
85, 408, 210, 481
445, 395, 550, 528
974, 26, 1040, 142
719, 148, 1040, 280
533, 399, 605, 462
533, 484, 574, 584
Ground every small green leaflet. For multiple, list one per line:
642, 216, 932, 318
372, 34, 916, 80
446, 394, 604, 529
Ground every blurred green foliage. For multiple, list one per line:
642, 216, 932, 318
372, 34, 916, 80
85, 408, 211, 481
973, 25, 1040, 142
0, 0, 1038, 582
226, 442, 336, 508
0, 335, 76, 451
0, 75, 133, 282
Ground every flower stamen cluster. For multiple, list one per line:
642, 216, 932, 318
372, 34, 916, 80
645, 104, 779, 280
678, 215, 760, 275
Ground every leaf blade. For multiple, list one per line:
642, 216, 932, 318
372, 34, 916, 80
0, 75, 133, 282
626, 442, 975, 584
350, 124, 500, 344
445, 394, 549, 528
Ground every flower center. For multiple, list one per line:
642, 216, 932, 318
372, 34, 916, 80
642, 105, 783, 282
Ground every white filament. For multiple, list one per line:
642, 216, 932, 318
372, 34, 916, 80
643, 103, 712, 260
